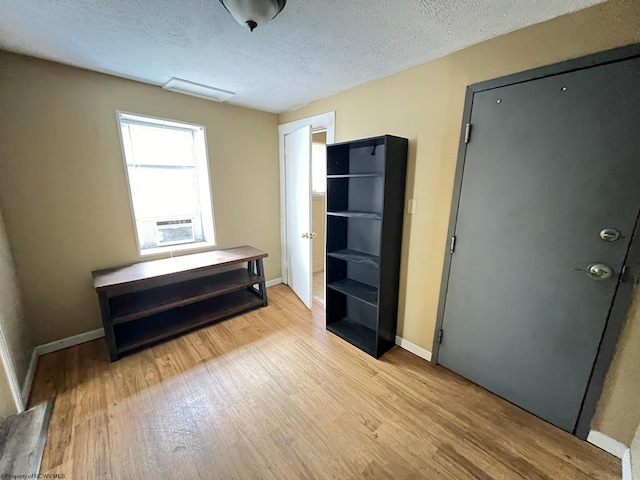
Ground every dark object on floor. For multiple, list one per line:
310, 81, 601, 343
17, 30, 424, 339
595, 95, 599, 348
0, 401, 53, 476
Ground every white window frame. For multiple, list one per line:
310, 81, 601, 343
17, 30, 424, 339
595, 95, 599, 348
115, 111, 216, 256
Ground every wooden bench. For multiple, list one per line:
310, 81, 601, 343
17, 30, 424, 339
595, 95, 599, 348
92, 246, 268, 361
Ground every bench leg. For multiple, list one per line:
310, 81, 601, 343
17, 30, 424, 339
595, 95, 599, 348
256, 259, 268, 307
98, 292, 119, 362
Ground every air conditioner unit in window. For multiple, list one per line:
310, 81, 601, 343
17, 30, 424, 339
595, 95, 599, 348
155, 219, 195, 246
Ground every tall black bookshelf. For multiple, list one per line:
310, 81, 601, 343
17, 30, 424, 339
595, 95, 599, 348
325, 134, 408, 358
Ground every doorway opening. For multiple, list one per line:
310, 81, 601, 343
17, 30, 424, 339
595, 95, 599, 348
278, 112, 335, 310
311, 130, 327, 306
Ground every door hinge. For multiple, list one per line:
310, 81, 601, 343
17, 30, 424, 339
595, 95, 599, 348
450, 235, 456, 253
438, 329, 444, 344
464, 123, 471, 144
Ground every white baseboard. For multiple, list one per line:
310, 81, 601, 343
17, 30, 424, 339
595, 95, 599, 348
21, 328, 105, 406
622, 448, 632, 480
34, 328, 105, 357
266, 278, 283, 288
395, 336, 432, 362
587, 430, 628, 459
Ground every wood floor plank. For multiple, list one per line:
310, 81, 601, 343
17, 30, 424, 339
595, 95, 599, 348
28, 285, 620, 479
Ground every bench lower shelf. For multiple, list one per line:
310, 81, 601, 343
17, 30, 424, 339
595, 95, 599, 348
115, 289, 264, 355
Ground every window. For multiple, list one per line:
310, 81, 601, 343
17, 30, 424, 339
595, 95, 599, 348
312, 141, 327, 194
117, 112, 215, 254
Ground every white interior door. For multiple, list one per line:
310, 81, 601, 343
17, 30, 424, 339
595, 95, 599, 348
285, 125, 313, 308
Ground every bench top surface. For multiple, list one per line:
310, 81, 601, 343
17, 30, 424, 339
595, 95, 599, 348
92, 245, 268, 291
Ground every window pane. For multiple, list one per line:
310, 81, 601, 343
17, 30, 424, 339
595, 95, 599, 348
312, 142, 327, 193
119, 113, 216, 252
128, 166, 199, 219
126, 123, 196, 167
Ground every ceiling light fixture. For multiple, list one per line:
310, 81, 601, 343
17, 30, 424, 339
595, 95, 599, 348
219, 0, 286, 32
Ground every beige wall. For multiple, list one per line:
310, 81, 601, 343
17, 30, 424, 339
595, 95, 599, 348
592, 287, 640, 445
313, 131, 327, 145
280, 0, 640, 444
0, 51, 281, 346
0, 207, 31, 393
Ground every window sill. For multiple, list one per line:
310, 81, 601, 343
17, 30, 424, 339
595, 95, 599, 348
139, 241, 217, 258
312, 192, 326, 197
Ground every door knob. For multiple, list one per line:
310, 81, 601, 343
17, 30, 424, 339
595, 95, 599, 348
587, 263, 614, 281
301, 233, 309, 239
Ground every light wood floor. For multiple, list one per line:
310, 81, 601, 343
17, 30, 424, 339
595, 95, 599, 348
29, 285, 619, 479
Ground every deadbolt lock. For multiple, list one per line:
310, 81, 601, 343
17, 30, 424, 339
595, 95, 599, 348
600, 229, 621, 242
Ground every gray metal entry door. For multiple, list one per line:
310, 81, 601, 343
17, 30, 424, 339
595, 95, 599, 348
438, 57, 640, 433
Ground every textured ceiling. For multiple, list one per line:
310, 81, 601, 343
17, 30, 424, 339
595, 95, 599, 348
0, 0, 605, 113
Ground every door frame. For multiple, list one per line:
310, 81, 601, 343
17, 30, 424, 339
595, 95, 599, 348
432, 42, 640, 439
0, 323, 24, 413
278, 112, 335, 286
